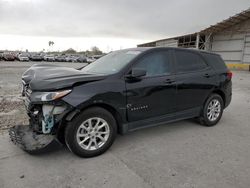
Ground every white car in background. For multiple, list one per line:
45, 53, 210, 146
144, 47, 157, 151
18, 54, 29, 61
86, 56, 96, 63
65, 55, 79, 62
44, 54, 55, 62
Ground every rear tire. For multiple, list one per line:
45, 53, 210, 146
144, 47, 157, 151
65, 107, 117, 158
198, 94, 224, 127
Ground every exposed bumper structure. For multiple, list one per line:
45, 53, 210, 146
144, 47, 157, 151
9, 86, 71, 154
9, 125, 61, 154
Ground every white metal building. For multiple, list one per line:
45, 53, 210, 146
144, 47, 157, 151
138, 8, 250, 64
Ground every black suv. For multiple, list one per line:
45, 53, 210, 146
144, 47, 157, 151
10, 47, 232, 157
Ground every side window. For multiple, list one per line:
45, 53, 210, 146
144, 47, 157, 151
133, 51, 171, 77
202, 53, 227, 71
175, 51, 208, 73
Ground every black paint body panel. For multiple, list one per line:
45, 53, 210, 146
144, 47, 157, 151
22, 47, 232, 134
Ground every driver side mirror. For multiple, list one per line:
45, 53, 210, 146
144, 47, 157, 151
125, 68, 146, 79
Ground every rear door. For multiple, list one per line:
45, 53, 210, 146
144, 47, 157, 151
173, 50, 217, 111
125, 49, 176, 122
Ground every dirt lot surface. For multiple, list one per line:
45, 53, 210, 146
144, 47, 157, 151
0, 61, 85, 131
0, 61, 250, 188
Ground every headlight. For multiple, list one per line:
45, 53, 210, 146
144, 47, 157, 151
40, 90, 72, 101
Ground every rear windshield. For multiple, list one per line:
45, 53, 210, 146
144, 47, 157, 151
202, 53, 227, 71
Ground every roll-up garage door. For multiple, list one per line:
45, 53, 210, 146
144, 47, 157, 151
243, 33, 250, 64
211, 34, 244, 64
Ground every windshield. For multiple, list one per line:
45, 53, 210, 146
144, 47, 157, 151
82, 50, 141, 74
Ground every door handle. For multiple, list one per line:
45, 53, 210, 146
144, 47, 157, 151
203, 73, 211, 78
164, 79, 175, 84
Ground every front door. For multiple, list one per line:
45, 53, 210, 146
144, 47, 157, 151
125, 49, 176, 122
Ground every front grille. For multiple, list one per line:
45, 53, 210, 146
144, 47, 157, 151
24, 97, 31, 110
22, 82, 31, 97
23, 85, 32, 110
25, 87, 32, 97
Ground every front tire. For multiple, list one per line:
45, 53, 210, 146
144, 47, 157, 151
65, 107, 117, 158
198, 94, 224, 126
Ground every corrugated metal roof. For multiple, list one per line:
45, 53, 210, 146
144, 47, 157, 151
137, 33, 197, 47
200, 8, 250, 34
138, 8, 250, 47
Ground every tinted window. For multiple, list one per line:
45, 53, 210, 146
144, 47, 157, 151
133, 51, 172, 76
175, 51, 207, 72
202, 53, 227, 71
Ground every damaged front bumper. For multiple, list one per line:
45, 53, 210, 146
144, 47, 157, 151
9, 89, 73, 154
9, 125, 60, 154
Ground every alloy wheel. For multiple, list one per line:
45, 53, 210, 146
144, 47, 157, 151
76, 117, 110, 151
207, 99, 221, 121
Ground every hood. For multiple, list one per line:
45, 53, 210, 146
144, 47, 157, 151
22, 64, 107, 91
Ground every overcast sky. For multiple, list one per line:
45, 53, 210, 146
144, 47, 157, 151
0, 0, 250, 52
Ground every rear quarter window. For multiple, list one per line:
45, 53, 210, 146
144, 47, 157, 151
201, 53, 227, 71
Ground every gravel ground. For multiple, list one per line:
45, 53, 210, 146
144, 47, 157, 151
0, 61, 250, 188
0, 61, 85, 131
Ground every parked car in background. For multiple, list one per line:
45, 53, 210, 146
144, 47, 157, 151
65, 55, 79, 62
44, 54, 55, 62
12, 53, 19, 61
2, 53, 15, 61
77, 55, 87, 63
86, 56, 96, 63
92, 55, 104, 60
55, 54, 67, 62
18, 53, 29, 61
30, 53, 43, 61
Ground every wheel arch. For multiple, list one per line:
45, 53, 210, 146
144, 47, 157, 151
211, 89, 226, 107
201, 89, 226, 116
83, 103, 124, 134
60, 103, 124, 137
